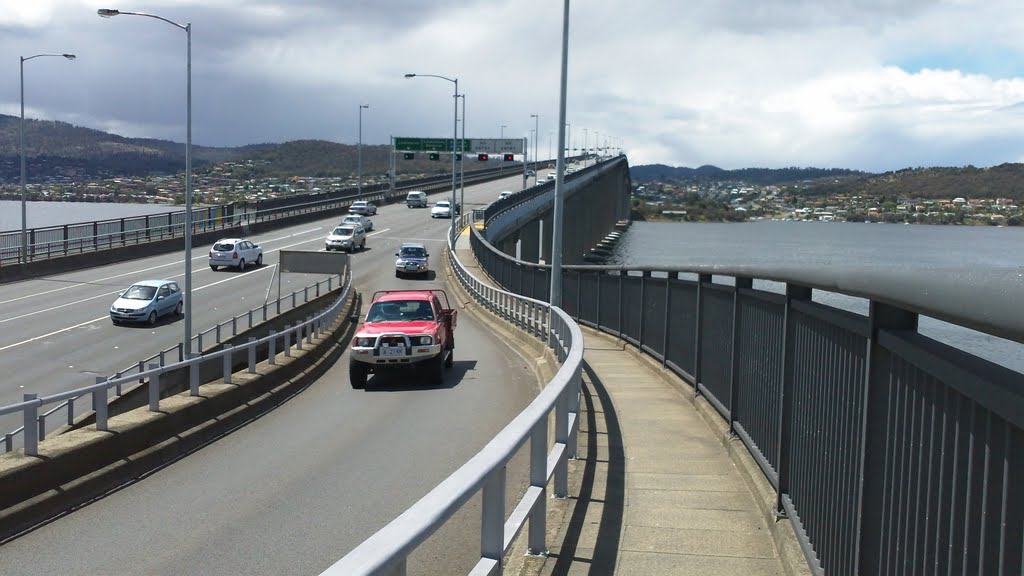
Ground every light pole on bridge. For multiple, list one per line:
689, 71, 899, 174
19, 52, 76, 265
358, 104, 369, 195
404, 73, 458, 233
99, 7, 195, 356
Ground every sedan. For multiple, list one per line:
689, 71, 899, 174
431, 201, 453, 219
349, 200, 378, 216
209, 238, 263, 271
341, 214, 374, 231
110, 279, 183, 326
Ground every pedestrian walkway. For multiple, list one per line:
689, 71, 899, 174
451, 226, 794, 576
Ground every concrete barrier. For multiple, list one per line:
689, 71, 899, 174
0, 290, 360, 542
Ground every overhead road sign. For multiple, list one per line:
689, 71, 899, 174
394, 137, 469, 152
394, 137, 524, 154
469, 138, 524, 154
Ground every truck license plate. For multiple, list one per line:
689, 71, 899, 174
381, 347, 405, 357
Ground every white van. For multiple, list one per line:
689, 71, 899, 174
406, 191, 428, 208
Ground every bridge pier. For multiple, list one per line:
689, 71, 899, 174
519, 219, 541, 263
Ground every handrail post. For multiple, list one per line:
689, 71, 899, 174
568, 363, 581, 459
693, 273, 713, 394
189, 354, 200, 396
268, 330, 277, 365
774, 283, 812, 516
248, 337, 257, 373
223, 345, 233, 383
148, 365, 161, 411
23, 393, 38, 456
528, 419, 549, 555
296, 324, 304, 351
93, 377, 108, 431
307, 316, 314, 344
554, 385, 570, 498
728, 277, 753, 432
481, 466, 507, 567
284, 326, 292, 357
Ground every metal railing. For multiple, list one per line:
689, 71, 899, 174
1, 268, 353, 455
469, 201, 1024, 575
319, 212, 584, 575
0, 163, 523, 267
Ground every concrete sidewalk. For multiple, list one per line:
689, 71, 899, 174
452, 226, 802, 576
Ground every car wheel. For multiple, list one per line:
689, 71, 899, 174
112, 319, 121, 326
147, 311, 157, 325
210, 264, 218, 271
430, 354, 445, 386
256, 254, 263, 266
175, 301, 183, 316
349, 361, 367, 389
238, 259, 246, 271
360, 239, 366, 250
396, 271, 402, 279
445, 348, 453, 368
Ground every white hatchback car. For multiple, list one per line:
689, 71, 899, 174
209, 238, 263, 271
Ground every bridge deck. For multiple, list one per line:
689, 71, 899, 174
455, 228, 791, 575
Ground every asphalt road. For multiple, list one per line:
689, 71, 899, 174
0, 175, 543, 574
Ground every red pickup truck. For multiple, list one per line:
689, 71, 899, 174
349, 289, 457, 388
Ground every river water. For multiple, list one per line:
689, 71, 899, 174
608, 220, 1024, 373
0, 200, 183, 232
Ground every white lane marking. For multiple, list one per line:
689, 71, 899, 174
371, 236, 446, 242
0, 226, 325, 306
0, 316, 111, 352
367, 228, 391, 237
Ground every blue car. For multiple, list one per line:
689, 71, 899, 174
110, 279, 183, 325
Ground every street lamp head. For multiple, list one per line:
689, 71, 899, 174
97, 8, 120, 17
62, 54, 76, 60
404, 73, 416, 78
361, 104, 369, 109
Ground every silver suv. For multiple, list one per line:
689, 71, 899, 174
326, 224, 366, 252
395, 242, 429, 278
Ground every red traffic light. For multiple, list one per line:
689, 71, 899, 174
477, 153, 489, 161
503, 154, 515, 162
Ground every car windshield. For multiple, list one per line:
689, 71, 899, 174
213, 242, 235, 251
333, 227, 354, 236
399, 247, 426, 258
122, 285, 158, 300
366, 300, 434, 322
342, 216, 360, 223
436, 202, 450, 208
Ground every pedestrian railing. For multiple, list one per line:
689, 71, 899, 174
469, 204, 1024, 576
1, 267, 353, 455
318, 212, 584, 576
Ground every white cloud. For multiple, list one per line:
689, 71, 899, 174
2, 0, 1024, 172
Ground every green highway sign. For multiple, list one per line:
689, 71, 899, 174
395, 137, 470, 152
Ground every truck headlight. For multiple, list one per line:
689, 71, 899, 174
355, 337, 373, 347
417, 336, 433, 345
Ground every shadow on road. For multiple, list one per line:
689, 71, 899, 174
362, 359, 477, 391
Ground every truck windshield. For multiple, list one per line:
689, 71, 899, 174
366, 300, 434, 322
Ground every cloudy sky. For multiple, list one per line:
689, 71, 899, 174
3, 0, 1024, 172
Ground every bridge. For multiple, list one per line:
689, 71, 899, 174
0, 156, 1021, 576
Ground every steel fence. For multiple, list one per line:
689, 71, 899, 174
469, 204, 1024, 575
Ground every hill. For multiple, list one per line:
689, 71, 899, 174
630, 164, 866, 185
0, 115, 443, 182
796, 164, 1024, 201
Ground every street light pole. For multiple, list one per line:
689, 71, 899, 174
552, 0, 570, 308
459, 94, 466, 214
19, 53, 75, 264
404, 73, 458, 234
358, 104, 369, 195
530, 114, 539, 175
100, 8, 194, 356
